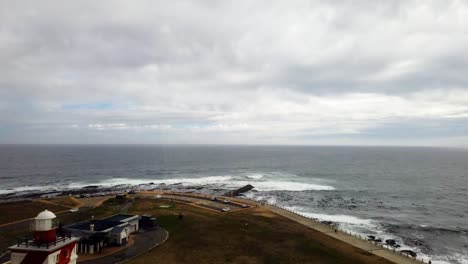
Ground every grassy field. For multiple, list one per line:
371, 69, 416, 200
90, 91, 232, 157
0, 200, 69, 226
0, 198, 120, 255
0, 197, 395, 263
126, 198, 393, 264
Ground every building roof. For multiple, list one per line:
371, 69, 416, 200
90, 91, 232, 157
35, 209, 56, 220
111, 224, 129, 234
65, 214, 140, 233
101, 214, 140, 222
66, 220, 121, 232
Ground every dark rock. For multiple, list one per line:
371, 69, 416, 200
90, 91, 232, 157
367, 235, 376, 241
82, 185, 100, 189
400, 250, 417, 258
385, 239, 397, 246
224, 184, 254, 197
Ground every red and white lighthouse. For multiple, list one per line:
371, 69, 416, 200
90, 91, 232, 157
9, 209, 79, 264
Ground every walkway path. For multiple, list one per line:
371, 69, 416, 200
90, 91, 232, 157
79, 227, 168, 264
265, 205, 422, 264
140, 192, 424, 264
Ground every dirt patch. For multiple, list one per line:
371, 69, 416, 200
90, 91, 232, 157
249, 207, 277, 218
38, 196, 82, 208
78, 196, 112, 208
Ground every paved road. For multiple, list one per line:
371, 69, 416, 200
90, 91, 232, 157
79, 227, 168, 264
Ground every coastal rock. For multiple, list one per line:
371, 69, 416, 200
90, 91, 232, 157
224, 184, 254, 197
82, 185, 100, 189
385, 239, 397, 246
400, 250, 417, 258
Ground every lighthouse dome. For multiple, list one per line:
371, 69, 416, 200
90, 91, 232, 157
35, 209, 56, 220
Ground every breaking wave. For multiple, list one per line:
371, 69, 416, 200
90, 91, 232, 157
245, 173, 264, 179
92, 175, 233, 187
0, 172, 336, 195
232, 180, 335, 191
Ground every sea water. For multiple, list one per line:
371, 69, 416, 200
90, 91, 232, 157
0, 145, 467, 263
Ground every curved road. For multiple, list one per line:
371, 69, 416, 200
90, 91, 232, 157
79, 227, 168, 264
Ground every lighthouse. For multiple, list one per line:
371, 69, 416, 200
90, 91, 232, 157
8, 209, 79, 264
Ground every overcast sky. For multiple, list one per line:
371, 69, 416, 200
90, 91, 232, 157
1, 1, 468, 146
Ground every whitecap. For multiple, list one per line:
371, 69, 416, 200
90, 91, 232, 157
245, 173, 264, 180
0, 185, 49, 195
84, 175, 233, 188
226, 180, 335, 191
300, 211, 376, 226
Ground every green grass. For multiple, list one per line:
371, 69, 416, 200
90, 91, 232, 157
0, 200, 68, 225
0, 197, 394, 264
0, 198, 121, 254
126, 198, 393, 264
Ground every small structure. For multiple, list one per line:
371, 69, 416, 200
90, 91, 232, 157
64, 214, 140, 254
139, 215, 158, 230
9, 209, 79, 264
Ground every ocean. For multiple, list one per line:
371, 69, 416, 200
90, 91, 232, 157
0, 145, 467, 263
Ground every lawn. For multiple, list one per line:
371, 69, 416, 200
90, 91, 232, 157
0, 198, 121, 255
0, 200, 68, 226
126, 198, 393, 264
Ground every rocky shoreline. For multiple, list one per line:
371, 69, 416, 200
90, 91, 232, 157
0, 182, 255, 202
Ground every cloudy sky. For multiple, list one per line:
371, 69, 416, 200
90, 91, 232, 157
1, 1, 468, 145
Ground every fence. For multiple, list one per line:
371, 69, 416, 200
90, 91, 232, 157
156, 191, 431, 264
237, 196, 430, 264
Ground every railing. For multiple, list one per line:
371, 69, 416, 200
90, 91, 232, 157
29, 219, 59, 231
16, 232, 73, 249
237, 196, 431, 264
157, 191, 432, 263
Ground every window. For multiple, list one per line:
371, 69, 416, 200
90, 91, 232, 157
56, 254, 60, 263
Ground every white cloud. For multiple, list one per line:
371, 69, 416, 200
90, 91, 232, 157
1, 0, 468, 145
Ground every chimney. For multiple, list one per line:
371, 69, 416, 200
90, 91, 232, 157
90, 224, 95, 231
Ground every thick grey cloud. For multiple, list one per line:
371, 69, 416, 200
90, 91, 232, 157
1, 0, 468, 145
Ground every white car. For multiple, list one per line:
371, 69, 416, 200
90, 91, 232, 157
69, 208, 79, 213
221, 207, 231, 212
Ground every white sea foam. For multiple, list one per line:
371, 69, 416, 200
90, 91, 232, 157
245, 173, 264, 179
227, 180, 335, 191
89, 175, 335, 192
1, 174, 336, 195
279, 206, 464, 264
93, 175, 233, 187
282, 207, 377, 227
301, 212, 375, 226
0, 185, 48, 195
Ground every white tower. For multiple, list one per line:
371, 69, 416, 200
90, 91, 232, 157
9, 209, 80, 264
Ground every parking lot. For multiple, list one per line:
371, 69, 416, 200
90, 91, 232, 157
137, 192, 252, 213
